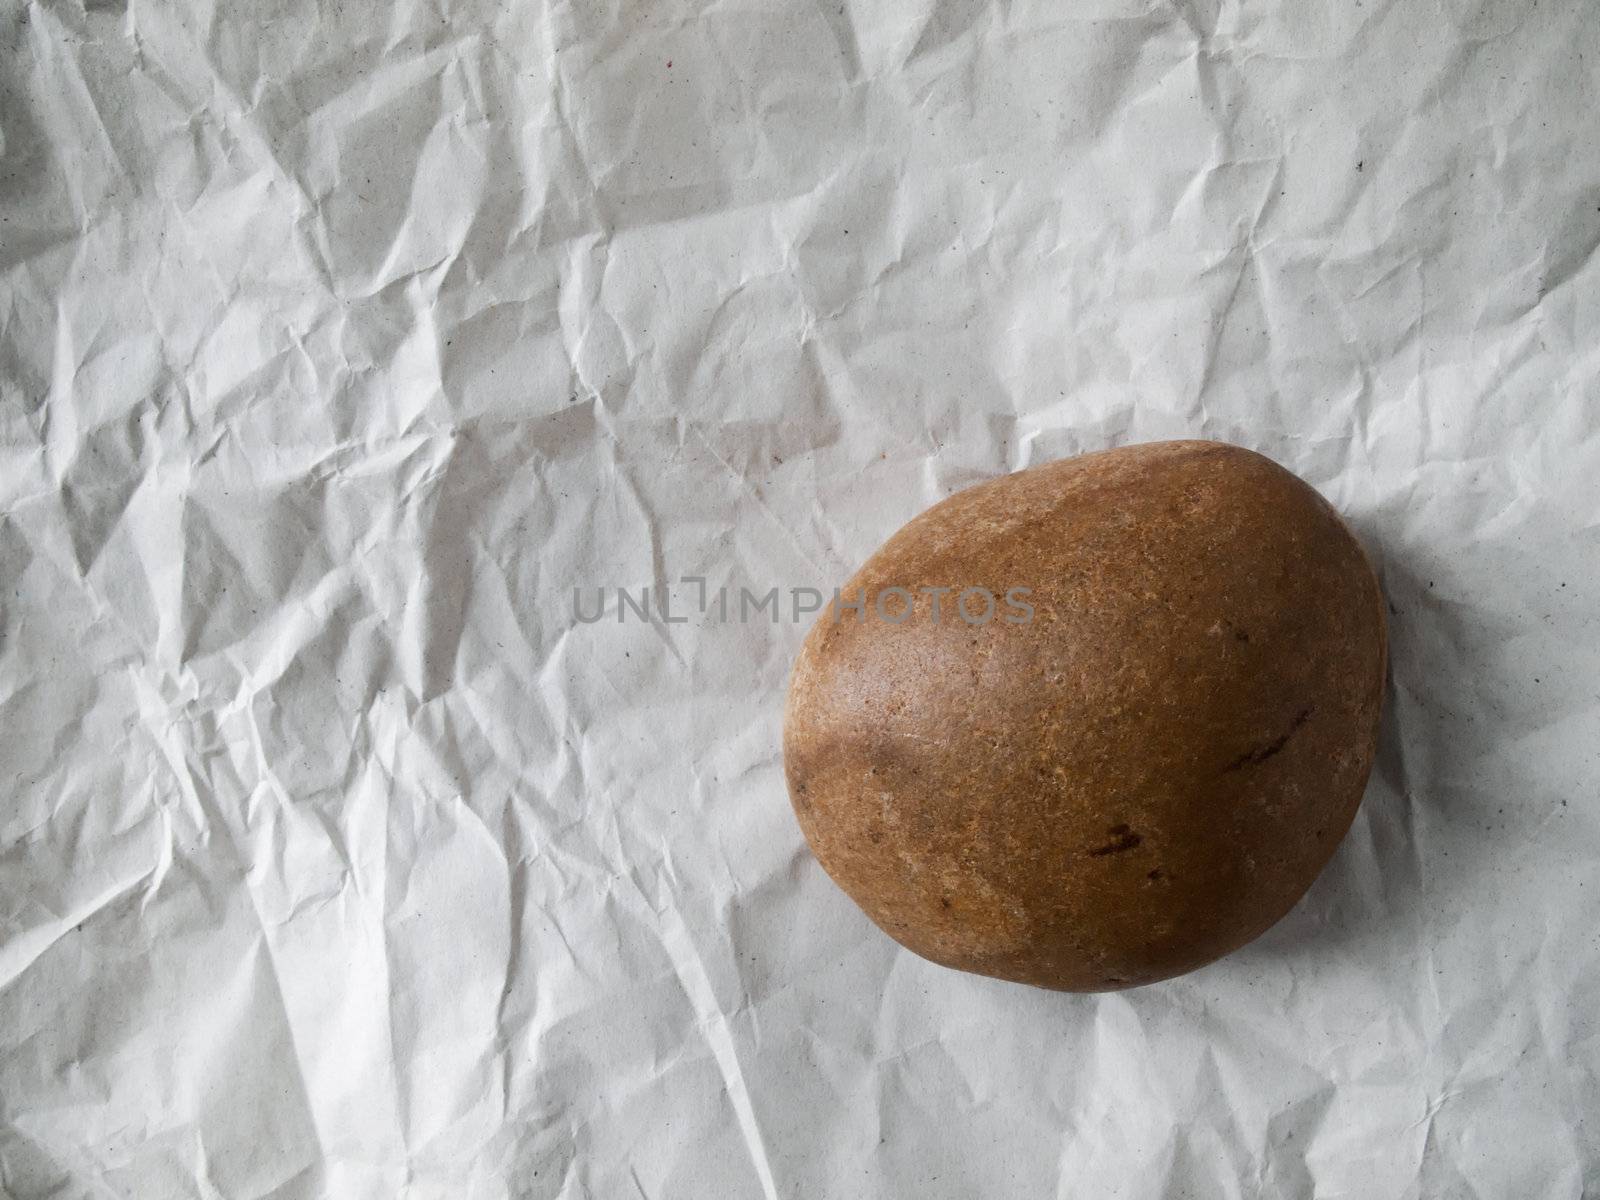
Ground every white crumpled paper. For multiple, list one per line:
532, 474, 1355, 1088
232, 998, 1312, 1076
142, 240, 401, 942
3, 0, 1599, 1195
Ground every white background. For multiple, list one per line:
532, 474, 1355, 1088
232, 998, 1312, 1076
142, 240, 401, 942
3, 0, 1599, 1196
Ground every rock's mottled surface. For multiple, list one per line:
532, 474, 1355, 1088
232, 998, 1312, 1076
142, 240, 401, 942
784, 440, 1388, 992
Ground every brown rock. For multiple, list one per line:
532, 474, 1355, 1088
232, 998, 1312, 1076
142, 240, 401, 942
783, 440, 1387, 991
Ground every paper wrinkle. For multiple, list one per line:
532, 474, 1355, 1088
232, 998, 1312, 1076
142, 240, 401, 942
6, 0, 1600, 1195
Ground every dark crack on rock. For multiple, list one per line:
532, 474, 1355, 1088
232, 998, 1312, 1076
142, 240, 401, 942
1223, 706, 1314, 772
1087, 823, 1143, 857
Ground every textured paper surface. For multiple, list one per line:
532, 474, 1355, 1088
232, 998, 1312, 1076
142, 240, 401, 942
3, 0, 1599, 1196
